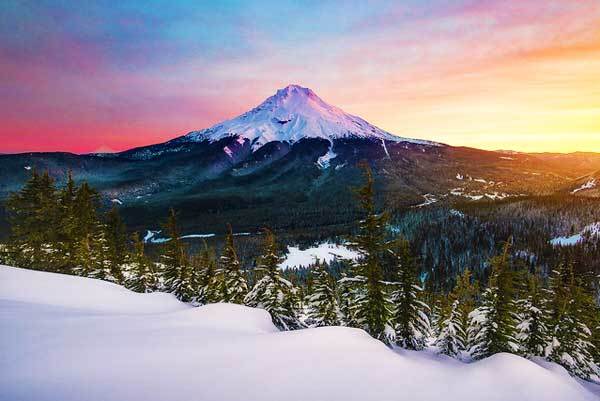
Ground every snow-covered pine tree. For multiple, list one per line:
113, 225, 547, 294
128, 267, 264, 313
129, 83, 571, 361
589, 288, 600, 369
307, 261, 340, 327
86, 222, 116, 282
467, 242, 519, 360
429, 297, 443, 338
194, 244, 221, 304
160, 209, 195, 302
125, 232, 157, 293
436, 299, 466, 358
391, 239, 430, 350
516, 271, 548, 357
218, 225, 248, 304
346, 164, 393, 343
546, 263, 599, 380
338, 272, 360, 327
434, 268, 477, 358
244, 228, 303, 330
452, 268, 479, 334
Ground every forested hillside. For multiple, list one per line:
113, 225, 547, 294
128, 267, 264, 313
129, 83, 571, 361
2, 167, 600, 382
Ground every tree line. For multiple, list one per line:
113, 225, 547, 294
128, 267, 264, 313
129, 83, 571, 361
1, 168, 600, 381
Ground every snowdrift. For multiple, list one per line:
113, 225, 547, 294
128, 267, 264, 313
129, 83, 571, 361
0, 265, 598, 401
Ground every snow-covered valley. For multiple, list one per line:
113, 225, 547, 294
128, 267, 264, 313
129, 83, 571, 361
279, 242, 360, 269
1, 265, 598, 401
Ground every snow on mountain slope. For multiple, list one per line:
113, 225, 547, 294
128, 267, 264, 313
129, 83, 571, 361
182, 84, 438, 150
572, 178, 597, 194
1, 265, 597, 401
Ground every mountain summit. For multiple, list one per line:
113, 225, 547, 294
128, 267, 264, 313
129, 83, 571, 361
181, 84, 435, 150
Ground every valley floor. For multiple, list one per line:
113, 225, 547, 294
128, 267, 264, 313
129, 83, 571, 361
1, 265, 599, 401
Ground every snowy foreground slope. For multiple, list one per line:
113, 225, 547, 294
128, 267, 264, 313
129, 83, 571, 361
1, 266, 598, 401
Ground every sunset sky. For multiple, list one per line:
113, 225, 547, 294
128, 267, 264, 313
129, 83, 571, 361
1, 0, 599, 154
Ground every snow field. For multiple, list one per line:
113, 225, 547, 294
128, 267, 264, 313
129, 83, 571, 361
279, 242, 361, 269
0, 265, 598, 401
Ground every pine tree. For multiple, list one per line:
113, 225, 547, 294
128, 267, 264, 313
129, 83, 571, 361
104, 206, 127, 283
72, 182, 99, 240
5, 170, 60, 269
87, 222, 115, 282
451, 268, 479, 335
74, 234, 94, 277
338, 272, 360, 327
434, 268, 477, 358
160, 209, 194, 302
306, 261, 340, 327
429, 297, 444, 338
70, 182, 114, 281
218, 224, 248, 304
391, 239, 430, 350
436, 300, 466, 358
194, 244, 220, 304
56, 171, 79, 272
590, 308, 600, 369
345, 164, 393, 343
468, 242, 519, 360
546, 263, 599, 380
245, 228, 303, 330
125, 232, 157, 293
516, 271, 548, 357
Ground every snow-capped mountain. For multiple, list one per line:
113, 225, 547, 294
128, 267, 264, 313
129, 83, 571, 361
180, 84, 437, 150
2, 85, 600, 235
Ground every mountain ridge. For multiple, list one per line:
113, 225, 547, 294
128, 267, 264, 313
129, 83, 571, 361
175, 84, 440, 151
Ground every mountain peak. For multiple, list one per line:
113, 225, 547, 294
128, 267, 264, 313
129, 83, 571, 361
183, 85, 437, 149
277, 84, 315, 95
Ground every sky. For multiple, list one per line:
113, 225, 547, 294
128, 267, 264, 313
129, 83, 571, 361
1, 0, 599, 154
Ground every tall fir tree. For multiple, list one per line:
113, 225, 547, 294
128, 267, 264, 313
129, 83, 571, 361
516, 271, 549, 357
104, 206, 127, 283
56, 171, 79, 272
436, 299, 467, 358
590, 308, 600, 369
245, 228, 303, 330
194, 243, 221, 304
218, 224, 248, 304
451, 268, 479, 335
434, 268, 477, 358
546, 263, 599, 380
338, 272, 360, 327
306, 261, 340, 327
160, 209, 194, 302
86, 222, 115, 282
391, 239, 430, 350
5, 170, 60, 269
125, 232, 157, 293
70, 182, 114, 281
468, 242, 519, 360
429, 297, 444, 339
345, 164, 393, 343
